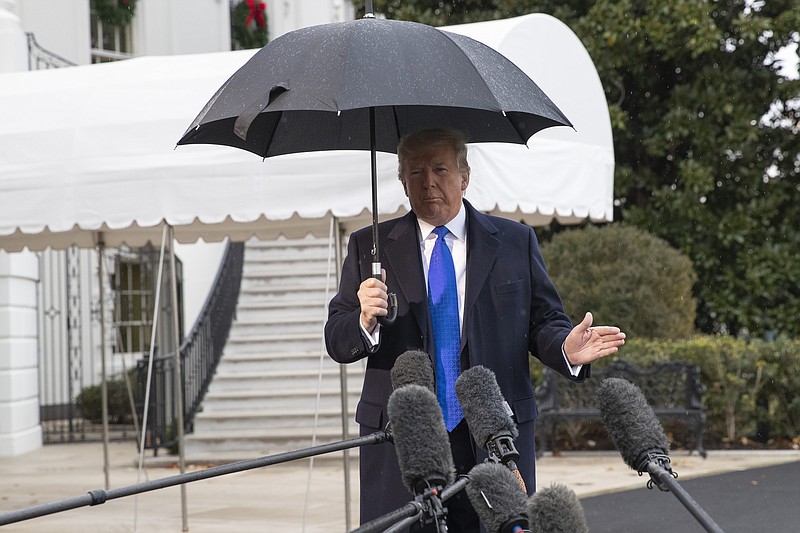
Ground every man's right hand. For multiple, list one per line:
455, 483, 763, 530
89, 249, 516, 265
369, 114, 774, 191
358, 269, 388, 333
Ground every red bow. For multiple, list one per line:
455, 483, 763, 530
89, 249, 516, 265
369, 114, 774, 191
245, 0, 266, 30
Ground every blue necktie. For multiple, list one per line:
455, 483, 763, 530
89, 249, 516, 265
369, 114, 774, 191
428, 226, 463, 432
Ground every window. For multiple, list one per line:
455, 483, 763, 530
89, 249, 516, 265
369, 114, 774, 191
113, 248, 154, 354
90, 1, 134, 63
112, 245, 184, 357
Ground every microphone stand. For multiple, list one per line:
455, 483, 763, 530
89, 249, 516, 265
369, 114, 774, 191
350, 476, 470, 533
0, 430, 391, 526
639, 452, 725, 533
349, 499, 427, 533
383, 513, 423, 533
485, 433, 526, 492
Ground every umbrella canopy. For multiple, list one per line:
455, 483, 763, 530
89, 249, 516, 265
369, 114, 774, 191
177, 15, 574, 324
177, 17, 571, 156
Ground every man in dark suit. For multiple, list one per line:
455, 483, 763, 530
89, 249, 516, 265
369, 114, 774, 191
325, 129, 626, 531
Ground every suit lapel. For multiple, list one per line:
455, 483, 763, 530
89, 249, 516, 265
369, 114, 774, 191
383, 212, 428, 336
464, 202, 501, 345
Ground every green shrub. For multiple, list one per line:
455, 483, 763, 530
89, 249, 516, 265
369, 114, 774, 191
531, 336, 800, 449
756, 338, 800, 441
616, 336, 800, 444
540, 224, 697, 340
76, 375, 135, 425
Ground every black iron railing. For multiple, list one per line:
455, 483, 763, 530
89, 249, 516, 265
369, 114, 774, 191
136, 241, 244, 453
27, 33, 76, 70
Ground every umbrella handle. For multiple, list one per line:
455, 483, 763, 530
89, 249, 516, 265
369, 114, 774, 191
372, 262, 398, 326
378, 292, 398, 327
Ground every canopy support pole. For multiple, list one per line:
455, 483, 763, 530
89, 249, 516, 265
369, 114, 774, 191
134, 226, 168, 532
168, 225, 189, 531
97, 234, 111, 490
333, 216, 352, 530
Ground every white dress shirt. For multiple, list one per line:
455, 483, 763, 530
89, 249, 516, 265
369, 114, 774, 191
417, 204, 467, 332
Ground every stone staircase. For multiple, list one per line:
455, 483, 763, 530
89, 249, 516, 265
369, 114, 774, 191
185, 235, 365, 462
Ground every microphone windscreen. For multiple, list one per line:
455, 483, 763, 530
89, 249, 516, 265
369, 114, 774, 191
391, 350, 435, 392
526, 483, 588, 533
466, 462, 528, 533
595, 377, 670, 470
387, 384, 456, 494
455, 365, 518, 446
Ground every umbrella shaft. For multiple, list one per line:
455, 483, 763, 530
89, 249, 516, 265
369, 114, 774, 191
369, 107, 380, 265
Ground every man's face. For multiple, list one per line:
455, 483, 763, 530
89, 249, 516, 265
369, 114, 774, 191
400, 144, 469, 227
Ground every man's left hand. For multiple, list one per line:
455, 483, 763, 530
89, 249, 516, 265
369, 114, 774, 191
564, 312, 626, 365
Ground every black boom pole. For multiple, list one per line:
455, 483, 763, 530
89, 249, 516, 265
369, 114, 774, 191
0, 431, 391, 526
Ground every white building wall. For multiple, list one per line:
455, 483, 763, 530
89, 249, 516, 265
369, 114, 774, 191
269, 0, 354, 40
17, 0, 91, 65
132, 0, 230, 56
174, 241, 227, 334
0, 251, 42, 456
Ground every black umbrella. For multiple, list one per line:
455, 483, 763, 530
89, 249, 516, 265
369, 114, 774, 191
178, 7, 572, 324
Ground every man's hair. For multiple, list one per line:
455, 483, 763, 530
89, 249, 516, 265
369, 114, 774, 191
397, 128, 470, 180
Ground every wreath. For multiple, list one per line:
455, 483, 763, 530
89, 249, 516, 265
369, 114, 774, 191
231, 0, 268, 50
93, 0, 138, 27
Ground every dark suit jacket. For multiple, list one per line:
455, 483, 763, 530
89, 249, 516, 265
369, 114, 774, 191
324, 200, 589, 525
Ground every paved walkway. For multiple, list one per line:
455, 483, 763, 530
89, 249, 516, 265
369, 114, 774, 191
581, 461, 800, 532
0, 441, 798, 532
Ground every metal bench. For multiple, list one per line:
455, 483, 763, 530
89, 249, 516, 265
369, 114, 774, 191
534, 359, 708, 458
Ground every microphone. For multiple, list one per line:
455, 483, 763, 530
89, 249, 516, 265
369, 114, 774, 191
350, 374, 452, 533
465, 462, 528, 533
387, 384, 456, 530
388, 384, 456, 494
455, 366, 526, 491
373, 349, 433, 442
596, 377, 725, 533
391, 349, 435, 392
526, 483, 588, 533
595, 377, 670, 474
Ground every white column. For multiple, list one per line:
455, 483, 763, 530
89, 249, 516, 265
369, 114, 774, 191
0, 250, 42, 456
269, 0, 355, 40
267, 0, 293, 41
0, 0, 28, 72
331, 0, 355, 23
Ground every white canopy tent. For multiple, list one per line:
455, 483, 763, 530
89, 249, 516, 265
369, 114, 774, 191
0, 13, 613, 252
0, 13, 613, 528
